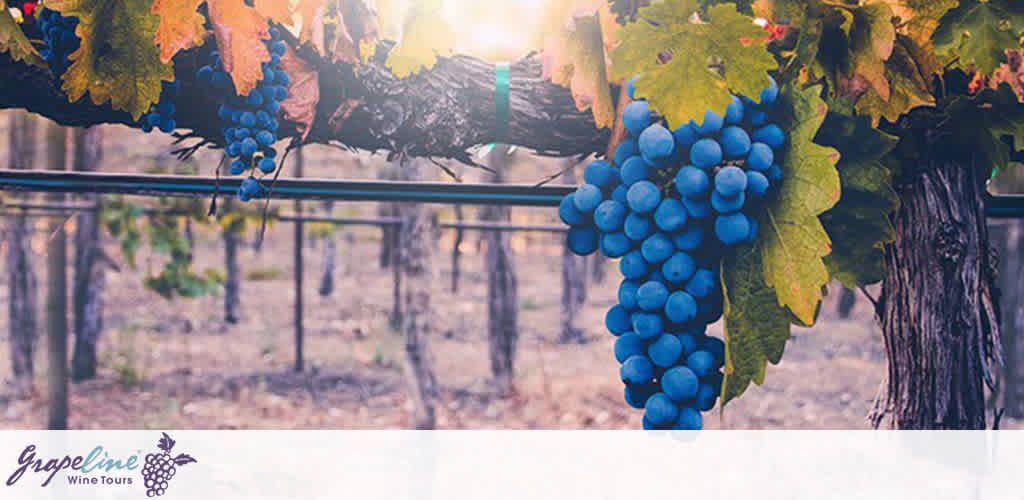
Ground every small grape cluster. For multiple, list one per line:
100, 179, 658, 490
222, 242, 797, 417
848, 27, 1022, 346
196, 25, 290, 201
36, 8, 79, 77
559, 75, 786, 429
140, 80, 180, 134
140, 433, 195, 497
142, 452, 176, 497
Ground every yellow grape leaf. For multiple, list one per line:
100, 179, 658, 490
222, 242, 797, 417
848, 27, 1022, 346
385, 0, 453, 78
761, 85, 840, 325
854, 35, 935, 125
254, 0, 291, 26
207, 0, 271, 97
878, 0, 956, 48
610, 0, 777, 128
541, 0, 617, 128
151, 0, 207, 63
49, 0, 174, 120
846, 3, 895, 102
0, 0, 45, 68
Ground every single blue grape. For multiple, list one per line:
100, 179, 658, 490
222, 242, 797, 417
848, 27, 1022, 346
672, 225, 703, 251
270, 41, 287, 56
676, 332, 698, 358
158, 118, 176, 133
613, 139, 638, 167
618, 280, 641, 311
702, 336, 726, 366
673, 407, 703, 430
725, 95, 744, 124
694, 383, 718, 412
584, 160, 615, 187
640, 232, 674, 264
638, 124, 675, 166
624, 383, 656, 409
696, 109, 724, 136
247, 91, 264, 107
229, 160, 247, 175
606, 304, 633, 336
146, 113, 161, 127
623, 213, 654, 242
644, 393, 679, 427
653, 198, 687, 232
233, 128, 250, 140
620, 250, 649, 280
256, 130, 276, 146
619, 156, 649, 186
715, 166, 748, 198
686, 350, 716, 378
747, 142, 774, 171
675, 166, 710, 199
682, 196, 712, 219
572, 184, 603, 213
600, 232, 632, 258
627, 181, 661, 214
621, 355, 655, 384
218, 105, 233, 121
720, 126, 752, 159
623, 101, 651, 137
594, 200, 627, 232
226, 142, 241, 157
636, 281, 669, 312
567, 226, 599, 255
239, 177, 263, 199
275, 86, 288, 101
672, 122, 699, 150
689, 138, 722, 169
559, 194, 586, 226
661, 366, 699, 402
711, 190, 745, 214
685, 269, 716, 300
197, 65, 213, 81
611, 184, 628, 205
648, 334, 683, 368
615, 333, 647, 363
239, 112, 256, 128
665, 291, 697, 324
752, 124, 785, 150
662, 252, 696, 284
715, 213, 751, 246
746, 170, 770, 199
631, 312, 663, 339
258, 157, 276, 173
263, 147, 278, 159
760, 75, 779, 105
240, 137, 258, 157
265, 100, 281, 114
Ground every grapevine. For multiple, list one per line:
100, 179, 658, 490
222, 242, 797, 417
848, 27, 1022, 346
561, 75, 786, 429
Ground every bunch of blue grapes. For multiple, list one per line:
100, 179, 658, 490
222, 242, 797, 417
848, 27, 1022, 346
559, 75, 785, 429
36, 8, 79, 77
196, 26, 290, 201
140, 81, 180, 134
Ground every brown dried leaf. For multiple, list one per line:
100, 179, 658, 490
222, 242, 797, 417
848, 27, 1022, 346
279, 44, 320, 140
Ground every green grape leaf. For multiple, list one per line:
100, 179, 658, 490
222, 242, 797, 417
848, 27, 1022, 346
0, 2, 45, 68
934, 0, 1024, 74
721, 243, 792, 405
845, 3, 896, 102
761, 84, 840, 325
815, 112, 899, 287
385, 0, 454, 78
943, 83, 1024, 172
49, 0, 174, 120
610, 0, 777, 128
854, 35, 936, 126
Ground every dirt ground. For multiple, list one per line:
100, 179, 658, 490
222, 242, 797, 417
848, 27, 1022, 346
0, 119, 1015, 429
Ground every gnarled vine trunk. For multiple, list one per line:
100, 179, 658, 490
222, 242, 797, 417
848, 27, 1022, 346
876, 148, 1000, 429
6, 111, 38, 397
481, 145, 520, 397
399, 158, 439, 429
71, 126, 105, 382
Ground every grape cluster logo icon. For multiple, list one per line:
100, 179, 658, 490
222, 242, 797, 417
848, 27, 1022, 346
141, 433, 197, 497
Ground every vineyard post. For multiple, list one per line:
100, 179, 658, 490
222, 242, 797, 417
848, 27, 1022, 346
482, 144, 520, 397
44, 121, 69, 430
992, 219, 1024, 417
222, 198, 242, 324
70, 125, 105, 382
6, 111, 38, 398
317, 200, 336, 297
293, 147, 305, 373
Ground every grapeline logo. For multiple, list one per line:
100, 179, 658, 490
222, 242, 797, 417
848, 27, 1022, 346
5, 432, 196, 498
141, 433, 196, 497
